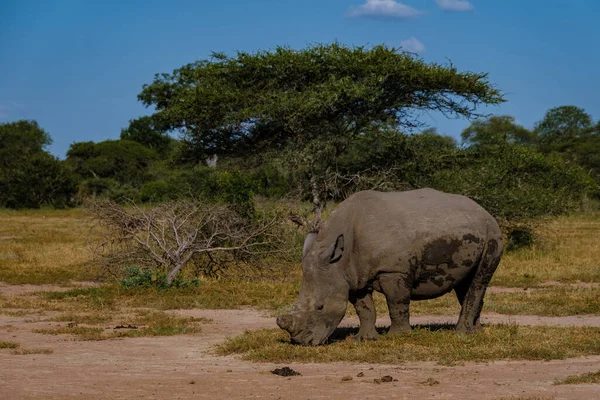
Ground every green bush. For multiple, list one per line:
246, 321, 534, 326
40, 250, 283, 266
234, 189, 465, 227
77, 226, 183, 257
429, 144, 596, 221
207, 170, 256, 216
119, 266, 200, 289
77, 178, 140, 203
0, 120, 78, 209
140, 181, 171, 203
66, 139, 158, 186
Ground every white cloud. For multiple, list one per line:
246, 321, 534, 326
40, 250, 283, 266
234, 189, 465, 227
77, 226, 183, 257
400, 36, 425, 53
435, 0, 473, 11
347, 0, 423, 19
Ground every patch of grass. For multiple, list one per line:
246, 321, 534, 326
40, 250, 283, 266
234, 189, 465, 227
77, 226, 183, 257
216, 324, 600, 365
0, 341, 20, 349
364, 287, 600, 319
50, 313, 113, 324
0, 295, 68, 312
0, 208, 98, 285
37, 280, 299, 312
34, 326, 106, 340
0, 309, 31, 317
23, 282, 600, 319
493, 213, 600, 287
11, 347, 54, 355
555, 370, 600, 385
40, 287, 117, 311
484, 287, 600, 316
111, 311, 205, 338
34, 311, 205, 340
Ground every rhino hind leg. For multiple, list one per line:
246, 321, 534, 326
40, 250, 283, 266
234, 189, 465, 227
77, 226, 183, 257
349, 289, 379, 341
454, 237, 503, 334
378, 273, 412, 335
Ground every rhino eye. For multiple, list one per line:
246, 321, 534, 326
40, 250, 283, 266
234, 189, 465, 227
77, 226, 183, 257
317, 304, 324, 311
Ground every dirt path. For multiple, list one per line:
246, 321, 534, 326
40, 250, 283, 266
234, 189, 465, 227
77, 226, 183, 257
2, 304, 600, 400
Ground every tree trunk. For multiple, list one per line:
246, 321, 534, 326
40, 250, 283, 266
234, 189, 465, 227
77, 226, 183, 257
167, 263, 184, 285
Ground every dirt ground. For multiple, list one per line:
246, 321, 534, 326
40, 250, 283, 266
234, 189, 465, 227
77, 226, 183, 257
1, 284, 600, 400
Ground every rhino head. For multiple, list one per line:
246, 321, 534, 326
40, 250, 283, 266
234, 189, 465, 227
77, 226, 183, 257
276, 232, 350, 346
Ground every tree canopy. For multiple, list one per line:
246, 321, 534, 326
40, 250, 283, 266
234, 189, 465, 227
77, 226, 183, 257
0, 120, 52, 168
535, 106, 596, 145
0, 120, 76, 208
139, 43, 504, 161
138, 43, 505, 228
66, 139, 159, 185
120, 116, 173, 155
461, 115, 536, 148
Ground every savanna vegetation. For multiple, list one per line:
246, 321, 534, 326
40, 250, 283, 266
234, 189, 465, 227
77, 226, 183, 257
2, 43, 600, 365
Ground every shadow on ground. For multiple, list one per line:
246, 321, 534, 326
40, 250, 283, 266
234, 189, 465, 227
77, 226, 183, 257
323, 323, 457, 344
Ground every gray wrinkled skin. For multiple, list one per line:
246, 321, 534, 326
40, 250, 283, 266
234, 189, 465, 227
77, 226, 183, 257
276, 188, 504, 346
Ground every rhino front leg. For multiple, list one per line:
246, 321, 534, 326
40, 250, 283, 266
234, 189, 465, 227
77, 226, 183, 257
378, 273, 411, 334
349, 289, 379, 341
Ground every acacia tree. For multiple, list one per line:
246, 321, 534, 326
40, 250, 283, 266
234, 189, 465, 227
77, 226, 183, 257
138, 43, 505, 230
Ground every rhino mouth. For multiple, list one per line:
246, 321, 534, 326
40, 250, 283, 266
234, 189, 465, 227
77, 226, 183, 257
290, 331, 328, 346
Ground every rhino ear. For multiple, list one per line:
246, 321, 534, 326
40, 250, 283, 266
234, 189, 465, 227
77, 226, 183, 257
303, 232, 317, 259
328, 234, 344, 264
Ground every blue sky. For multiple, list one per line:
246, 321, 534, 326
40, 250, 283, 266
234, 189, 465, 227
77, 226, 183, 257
1, 0, 599, 158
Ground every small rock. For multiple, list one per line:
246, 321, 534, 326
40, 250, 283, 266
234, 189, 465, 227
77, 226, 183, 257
357, 372, 365, 377
341, 376, 353, 382
189, 380, 196, 385
226, 369, 232, 373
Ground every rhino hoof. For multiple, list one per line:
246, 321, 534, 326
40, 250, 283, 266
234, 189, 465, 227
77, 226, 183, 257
455, 325, 483, 334
352, 331, 379, 342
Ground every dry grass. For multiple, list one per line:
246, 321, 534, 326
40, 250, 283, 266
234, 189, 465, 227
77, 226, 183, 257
10, 347, 54, 355
493, 214, 600, 287
484, 287, 600, 316
216, 324, 600, 365
0, 341, 53, 355
555, 370, 600, 385
0, 208, 98, 284
34, 310, 206, 340
2, 209, 600, 289
2, 209, 600, 319
1, 281, 598, 320
33, 282, 300, 313
50, 312, 113, 324
359, 286, 600, 318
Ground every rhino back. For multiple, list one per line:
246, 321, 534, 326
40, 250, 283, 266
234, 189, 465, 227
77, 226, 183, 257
327, 189, 498, 297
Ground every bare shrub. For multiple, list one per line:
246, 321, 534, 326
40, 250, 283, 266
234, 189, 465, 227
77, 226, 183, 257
87, 198, 288, 284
